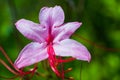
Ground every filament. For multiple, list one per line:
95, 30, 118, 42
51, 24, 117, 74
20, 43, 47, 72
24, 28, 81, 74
59, 56, 64, 80
73, 34, 120, 52
47, 43, 60, 77
0, 75, 19, 80
0, 46, 20, 72
0, 46, 39, 80
29, 64, 38, 78
57, 58, 75, 63
0, 46, 14, 67
18, 66, 38, 77
0, 58, 19, 75
47, 43, 76, 78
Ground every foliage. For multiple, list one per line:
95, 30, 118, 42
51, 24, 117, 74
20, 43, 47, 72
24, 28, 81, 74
0, 0, 120, 80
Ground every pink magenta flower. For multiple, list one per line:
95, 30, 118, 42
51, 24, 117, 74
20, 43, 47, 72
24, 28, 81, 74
14, 6, 91, 77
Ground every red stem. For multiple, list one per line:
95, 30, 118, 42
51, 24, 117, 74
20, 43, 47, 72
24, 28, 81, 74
0, 58, 19, 75
0, 46, 14, 67
0, 46, 20, 72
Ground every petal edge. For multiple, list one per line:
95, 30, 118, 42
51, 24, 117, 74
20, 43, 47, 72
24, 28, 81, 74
53, 39, 91, 62
15, 19, 47, 42
14, 42, 48, 68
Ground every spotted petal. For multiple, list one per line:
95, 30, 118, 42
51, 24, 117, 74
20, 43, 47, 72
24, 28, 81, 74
15, 19, 48, 42
14, 42, 48, 68
53, 22, 82, 42
53, 39, 91, 62
39, 6, 64, 27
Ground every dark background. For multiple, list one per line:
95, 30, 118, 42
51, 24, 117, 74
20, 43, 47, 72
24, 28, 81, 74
0, 0, 120, 80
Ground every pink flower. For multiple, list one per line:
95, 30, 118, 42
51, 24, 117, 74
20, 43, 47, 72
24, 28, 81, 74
14, 6, 91, 76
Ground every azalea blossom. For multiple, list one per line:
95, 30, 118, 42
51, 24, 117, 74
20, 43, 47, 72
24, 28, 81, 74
14, 6, 91, 77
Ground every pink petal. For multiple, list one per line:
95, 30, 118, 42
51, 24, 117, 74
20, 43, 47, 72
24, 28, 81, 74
39, 6, 64, 27
53, 22, 82, 42
14, 42, 48, 68
15, 19, 48, 42
53, 39, 91, 62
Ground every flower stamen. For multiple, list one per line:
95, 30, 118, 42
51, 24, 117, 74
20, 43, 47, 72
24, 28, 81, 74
47, 43, 60, 77
0, 58, 19, 75
57, 58, 75, 63
0, 46, 38, 79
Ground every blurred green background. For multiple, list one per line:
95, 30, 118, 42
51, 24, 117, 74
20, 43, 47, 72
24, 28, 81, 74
0, 0, 120, 80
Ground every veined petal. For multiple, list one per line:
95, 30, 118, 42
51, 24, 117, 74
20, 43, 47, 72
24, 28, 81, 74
39, 7, 52, 27
53, 39, 91, 62
39, 6, 64, 27
51, 6, 64, 27
53, 22, 82, 42
14, 42, 48, 68
15, 19, 48, 42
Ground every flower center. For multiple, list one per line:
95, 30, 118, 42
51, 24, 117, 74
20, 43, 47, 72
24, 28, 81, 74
46, 35, 53, 45
46, 29, 75, 79
47, 39, 75, 78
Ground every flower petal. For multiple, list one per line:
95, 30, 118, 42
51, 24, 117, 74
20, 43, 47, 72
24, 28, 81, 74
39, 6, 64, 27
53, 22, 82, 42
14, 42, 48, 68
53, 39, 91, 62
15, 19, 48, 42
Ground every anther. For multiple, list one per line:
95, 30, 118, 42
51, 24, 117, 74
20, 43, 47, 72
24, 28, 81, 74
64, 68, 72, 73
68, 77, 74, 80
